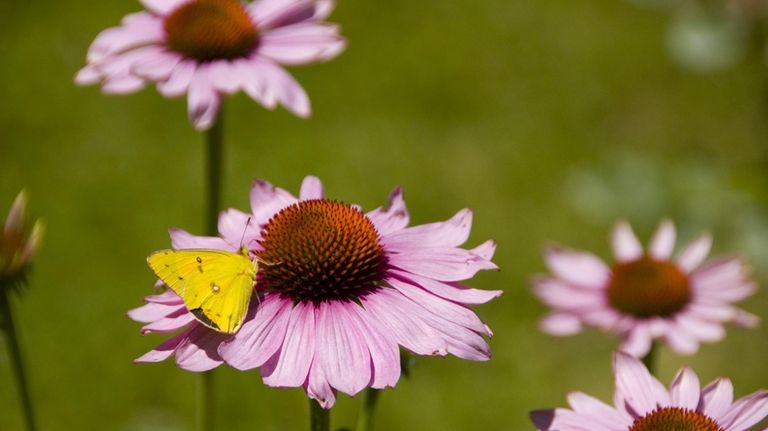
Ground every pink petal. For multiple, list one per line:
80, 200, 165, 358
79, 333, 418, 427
346, 304, 400, 389
169, 228, 233, 250
74, 65, 102, 85
619, 324, 653, 357
86, 13, 164, 63
219, 294, 292, 370
470, 240, 497, 261
567, 391, 632, 429
719, 390, 768, 430
217, 208, 260, 247
141, 312, 195, 334
250, 0, 331, 29
387, 277, 489, 335
383, 208, 472, 250
612, 221, 643, 263
699, 378, 734, 421
387, 247, 498, 282
157, 60, 197, 97
259, 23, 345, 65
362, 289, 447, 356
208, 60, 240, 94
135, 331, 186, 363
546, 408, 618, 431
306, 359, 336, 409
131, 48, 181, 81
533, 277, 605, 310
299, 175, 324, 199
670, 367, 701, 410
187, 65, 222, 131
389, 269, 501, 304
674, 314, 725, 342
314, 302, 371, 395
128, 301, 183, 323
262, 301, 315, 387
145, 290, 184, 304
649, 219, 676, 259
140, 0, 188, 15
544, 247, 610, 289
366, 187, 409, 236
236, 58, 277, 109
249, 179, 298, 224
613, 352, 670, 416
174, 325, 228, 372
417, 310, 491, 361
250, 58, 310, 118
540, 313, 583, 336
102, 74, 146, 95
677, 235, 712, 273
664, 324, 699, 355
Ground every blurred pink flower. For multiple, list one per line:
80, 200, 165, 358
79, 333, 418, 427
533, 220, 758, 357
532, 352, 768, 431
130, 176, 501, 407
76, 0, 345, 130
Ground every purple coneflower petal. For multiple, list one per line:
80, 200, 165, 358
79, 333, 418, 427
612, 221, 642, 263
649, 219, 676, 259
677, 234, 713, 272
262, 301, 315, 387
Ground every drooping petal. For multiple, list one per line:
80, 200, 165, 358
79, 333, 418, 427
219, 294, 292, 370
261, 301, 315, 387
135, 331, 187, 363
128, 301, 184, 323
157, 60, 197, 97
314, 302, 371, 395
346, 303, 400, 389
718, 390, 768, 430
566, 391, 632, 429
390, 269, 502, 304
259, 23, 345, 65
387, 247, 498, 282
174, 324, 229, 371
249, 58, 310, 117
612, 221, 642, 263
306, 358, 336, 409
85, 13, 164, 63
362, 289, 447, 356
187, 64, 222, 131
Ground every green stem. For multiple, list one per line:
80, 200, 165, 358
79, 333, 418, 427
197, 370, 215, 431
206, 107, 224, 236
198, 106, 225, 431
309, 399, 330, 431
0, 287, 36, 431
356, 388, 382, 431
641, 341, 657, 376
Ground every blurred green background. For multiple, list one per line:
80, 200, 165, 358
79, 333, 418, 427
2, 0, 768, 429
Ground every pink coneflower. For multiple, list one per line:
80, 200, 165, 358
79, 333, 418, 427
76, 0, 345, 130
532, 352, 768, 431
533, 220, 758, 357
131, 176, 501, 407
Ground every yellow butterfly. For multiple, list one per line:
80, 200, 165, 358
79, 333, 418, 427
147, 245, 258, 334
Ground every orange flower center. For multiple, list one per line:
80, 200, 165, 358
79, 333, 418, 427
607, 256, 691, 318
628, 407, 724, 431
258, 200, 385, 302
164, 0, 258, 61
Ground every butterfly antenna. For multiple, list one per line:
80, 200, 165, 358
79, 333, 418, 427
239, 216, 252, 249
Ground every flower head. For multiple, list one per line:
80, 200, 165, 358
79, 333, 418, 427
533, 220, 758, 356
129, 176, 501, 407
76, 0, 345, 130
531, 352, 768, 431
0, 191, 44, 288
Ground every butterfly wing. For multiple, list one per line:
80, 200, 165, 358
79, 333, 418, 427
147, 249, 256, 334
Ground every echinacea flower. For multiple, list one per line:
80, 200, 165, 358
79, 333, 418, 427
533, 220, 757, 357
129, 176, 501, 407
76, 0, 345, 130
531, 352, 768, 431
0, 191, 44, 288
